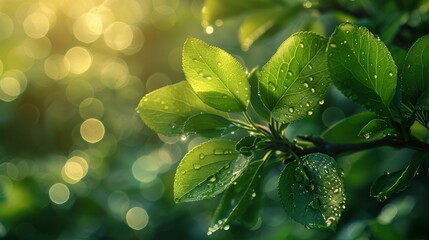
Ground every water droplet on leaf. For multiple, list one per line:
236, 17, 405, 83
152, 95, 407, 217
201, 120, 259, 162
288, 107, 294, 113
193, 164, 201, 170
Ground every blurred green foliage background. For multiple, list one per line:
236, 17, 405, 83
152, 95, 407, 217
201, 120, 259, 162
0, 0, 428, 239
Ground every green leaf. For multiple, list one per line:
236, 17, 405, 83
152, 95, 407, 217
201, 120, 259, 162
238, 7, 285, 51
209, 156, 266, 235
358, 119, 395, 138
184, 114, 238, 138
235, 136, 262, 156
327, 23, 397, 116
248, 68, 270, 121
174, 139, 249, 203
278, 153, 346, 230
137, 81, 226, 136
182, 37, 250, 112
401, 34, 429, 106
322, 112, 383, 143
259, 32, 330, 123
370, 158, 421, 202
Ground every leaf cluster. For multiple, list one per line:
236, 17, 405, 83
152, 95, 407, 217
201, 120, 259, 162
137, 22, 429, 235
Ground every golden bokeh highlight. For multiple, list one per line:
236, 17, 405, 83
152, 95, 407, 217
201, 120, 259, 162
62, 156, 89, 184
44, 54, 70, 80
65, 46, 93, 74
80, 118, 105, 143
23, 37, 52, 59
104, 22, 134, 51
126, 207, 149, 230
49, 183, 70, 205
0, 70, 27, 102
73, 13, 103, 43
23, 13, 50, 39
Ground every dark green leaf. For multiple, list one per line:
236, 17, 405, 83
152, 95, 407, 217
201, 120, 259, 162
327, 23, 397, 116
358, 119, 395, 138
278, 153, 346, 230
209, 156, 266, 235
370, 158, 421, 202
137, 81, 226, 136
401, 34, 429, 106
235, 136, 262, 156
182, 37, 250, 112
259, 32, 330, 123
322, 112, 383, 143
248, 68, 271, 121
184, 114, 237, 138
174, 139, 249, 203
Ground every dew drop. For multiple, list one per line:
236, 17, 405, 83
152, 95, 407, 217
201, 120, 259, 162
330, 43, 337, 48
209, 176, 216, 182
217, 62, 222, 66
385, 171, 390, 176
307, 110, 313, 116
170, 123, 176, 129
325, 216, 335, 226
205, 75, 212, 80
308, 64, 313, 70
192, 58, 198, 62
268, 82, 276, 91
303, 82, 309, 88
223, 225, 230, 230
299, 43, 305, 48
318, 99, 324, 105
180, 134, 188, 141
199, 153, 205, 159
164, 105, 169, 110
310, 88, 315, 93
388, 72, 393, 77
333, 188, 340, 194
343, 40, 347, 44
374, 74, 378, 79
362, 133, 371, 139
193, 164, 201, 170
251, 192, 256, 198
288, 107, 295, 113
305, 102, 310, 107
213, 149, 224, 155
287, 71, 293, 76
207, 231, 213, 236
309, 76, 314, 81
205, 25, 214, 34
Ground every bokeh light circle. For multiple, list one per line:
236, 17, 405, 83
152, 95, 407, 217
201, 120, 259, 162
80, 118, 105, 143
126, 207, 149, 230
49, 183, 70, 204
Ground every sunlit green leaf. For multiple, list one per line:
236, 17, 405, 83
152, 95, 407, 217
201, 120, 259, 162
174, 139, 248, 203
370, 158, 421, 202
327, 23, 397, 116
182, 37, 250, 112
184, 114, 237, 138
209, 156, 266, 234
137, 81, 226, 136
322, 112, 383, 143
259, 32, 330, 123
278, 153, 345, 230
401, 34, 429, 106
358, 119, 395, 137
